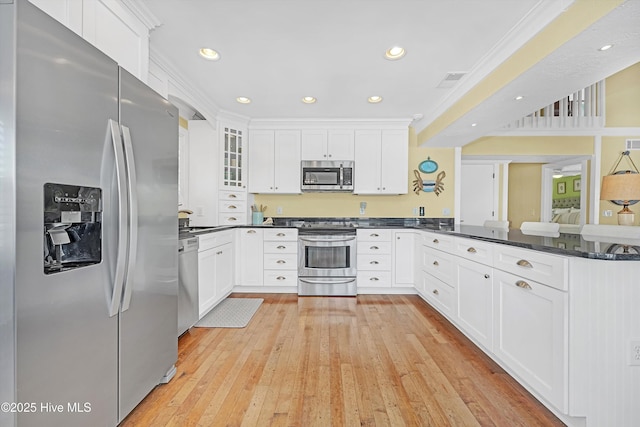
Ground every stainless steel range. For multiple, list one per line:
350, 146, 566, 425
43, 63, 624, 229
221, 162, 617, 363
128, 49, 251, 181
297, 223, 357, 296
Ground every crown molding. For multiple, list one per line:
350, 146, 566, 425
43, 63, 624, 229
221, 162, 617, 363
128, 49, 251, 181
119, 0, 162, 30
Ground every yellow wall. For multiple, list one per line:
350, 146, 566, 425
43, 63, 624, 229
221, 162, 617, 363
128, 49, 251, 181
254, 128, 456, 218
463, 135, 593, 156
508, 163, 542, 228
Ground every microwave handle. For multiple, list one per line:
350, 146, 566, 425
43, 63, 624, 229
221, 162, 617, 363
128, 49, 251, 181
339, 165, 344, 189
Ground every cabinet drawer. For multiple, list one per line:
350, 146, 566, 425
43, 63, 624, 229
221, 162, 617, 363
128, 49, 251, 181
357, 241, 392, 255
218, 213, 246, 225
219, 190, 247, 201
264, 253, 297, 270
356, 229, 392, 242
219, 200, 246, 213
420, 246, 454, 284
419, 271, 455, 317
264, 241, 297, 254
198, 230, 233, 251
454, 237, 493, 264
263, 270, 297, 286
264, 228, 298, 241
357, 271, 391, 287
420, 231, 455, 253
494, 246, 567, 290
357, 254, 392, 271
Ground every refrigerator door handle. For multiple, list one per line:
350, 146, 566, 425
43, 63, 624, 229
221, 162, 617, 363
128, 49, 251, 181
120, 125, 138, 312
108, 119, 128, 317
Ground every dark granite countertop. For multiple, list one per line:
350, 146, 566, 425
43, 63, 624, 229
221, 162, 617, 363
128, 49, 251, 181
178, 218, 640, 260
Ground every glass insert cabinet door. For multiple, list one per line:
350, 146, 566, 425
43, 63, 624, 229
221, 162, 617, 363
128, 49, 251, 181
222, 127, 244, 188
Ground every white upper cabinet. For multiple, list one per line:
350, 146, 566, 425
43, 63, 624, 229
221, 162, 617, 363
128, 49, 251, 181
301, 129, 354, 161
29, 0, 150, 82
220, 124, 247, 190
187, 120, 218, 226
354, 128, 408, 194
248, 130, 301, 193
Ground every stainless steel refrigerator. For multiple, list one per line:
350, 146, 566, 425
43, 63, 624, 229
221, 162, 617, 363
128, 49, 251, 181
1, 2, 179, 426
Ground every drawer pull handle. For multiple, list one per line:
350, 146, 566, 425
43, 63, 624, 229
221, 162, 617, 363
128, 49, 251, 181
433, 261, 439, 266
484, 274, 490, 279
516, 280, 532, 290
467, 247, 477, 253
517, 259, 533, 268
370, 260, 379, 265
247, 230, 256, 234
229, 194, 237, 198
433, 239, 439, 244
216, 251, 223, 255
371, 233, 379, 237
276, 260, 286, 264
277, 245, 286, 249
370, 245, 379, 250
276, 276, 286, 281
228, 217, 237, 221
228, 205, 237, 209
370, 277, 379, 281
277, 233, 285, 237
432, 289, 439, 295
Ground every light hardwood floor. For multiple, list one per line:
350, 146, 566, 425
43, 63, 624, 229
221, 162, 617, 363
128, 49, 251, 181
121, 294, 564, 426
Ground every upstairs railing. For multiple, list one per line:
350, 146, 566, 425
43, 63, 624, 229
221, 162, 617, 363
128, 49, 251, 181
503, 80, 605, 130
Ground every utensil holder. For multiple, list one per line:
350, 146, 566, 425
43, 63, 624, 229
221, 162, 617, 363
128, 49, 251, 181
252, 211, 264, 225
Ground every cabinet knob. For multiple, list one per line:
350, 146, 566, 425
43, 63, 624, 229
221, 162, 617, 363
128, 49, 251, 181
433, 261, 439, 266
467, 247, 477, 254
515, 280, 532, 290
484, 274, 490, 279
432, 289, 439, 295
516, 259, 533, 268
433, 239, 439, 244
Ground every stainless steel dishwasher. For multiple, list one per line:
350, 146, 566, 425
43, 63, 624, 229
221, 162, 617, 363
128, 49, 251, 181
178, 236, 199, 336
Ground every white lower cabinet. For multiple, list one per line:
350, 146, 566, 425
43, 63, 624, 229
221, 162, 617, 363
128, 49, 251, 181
419, 270, 455, 318
357, 229, 392, 289
455, 257, 494, 350
393, 231, 415, 287
236, 228, 264, 286
197, 231, 234, 318
263, 228, 298, 287
493, 269, 567, 411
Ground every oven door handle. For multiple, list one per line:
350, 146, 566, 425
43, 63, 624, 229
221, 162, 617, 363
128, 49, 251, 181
299, 236, 356, 243
298, 278, 357, 285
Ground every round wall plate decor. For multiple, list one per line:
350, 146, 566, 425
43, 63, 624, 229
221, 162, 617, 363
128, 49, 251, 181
419, 158, 438, 174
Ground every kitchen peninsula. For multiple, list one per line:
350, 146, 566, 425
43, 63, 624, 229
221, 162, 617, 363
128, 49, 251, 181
182, 218, 640, 427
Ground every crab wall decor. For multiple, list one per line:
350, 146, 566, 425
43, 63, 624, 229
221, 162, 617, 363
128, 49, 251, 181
412, 157, 446, 195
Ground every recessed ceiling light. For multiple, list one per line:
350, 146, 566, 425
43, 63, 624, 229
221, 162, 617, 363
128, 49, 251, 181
515, 95, 524, 100
199, 48, 220, 61
384, 46, 405, 60
368, 96, 383, 103
598, 44, 613, 51
236, 96, 251, 104
302, 96, 316, 104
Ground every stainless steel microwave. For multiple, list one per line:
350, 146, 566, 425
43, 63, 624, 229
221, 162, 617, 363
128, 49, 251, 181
301, 160, 354, 192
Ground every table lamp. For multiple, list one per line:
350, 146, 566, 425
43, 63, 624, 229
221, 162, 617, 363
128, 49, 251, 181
600, 151, 640, 226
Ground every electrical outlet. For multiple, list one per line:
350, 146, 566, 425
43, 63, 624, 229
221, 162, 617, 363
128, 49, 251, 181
442, 207, 451, 216
276, 206, 283, 215
630, 340, 640, 366
412, 207, 418, 216
603, 210, 613, 217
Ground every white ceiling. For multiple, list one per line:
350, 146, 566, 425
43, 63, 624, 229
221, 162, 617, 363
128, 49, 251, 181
135, 0, 640, 146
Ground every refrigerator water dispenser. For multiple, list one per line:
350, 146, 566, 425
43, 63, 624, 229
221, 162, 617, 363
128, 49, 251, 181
44, 183, 102, 274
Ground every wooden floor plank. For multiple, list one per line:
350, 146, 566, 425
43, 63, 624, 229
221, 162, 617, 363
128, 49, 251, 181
120, 293, 565, 427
